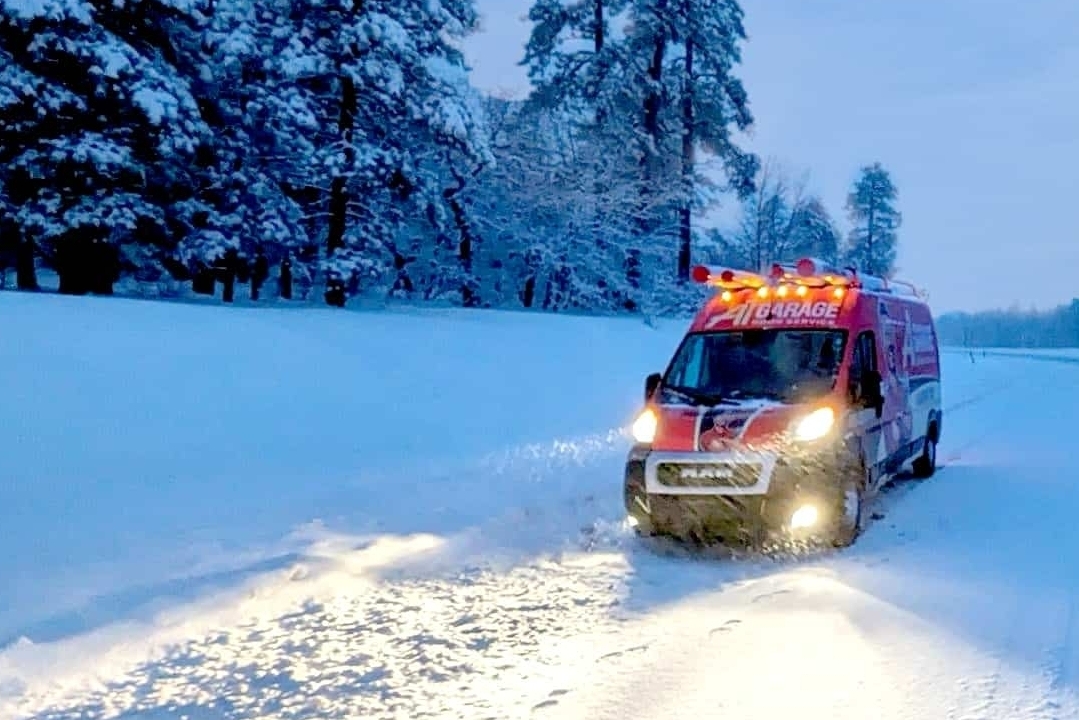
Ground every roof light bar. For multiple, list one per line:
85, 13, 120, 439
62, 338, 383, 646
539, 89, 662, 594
692, 259, 924, 298
690, 265, 768, 290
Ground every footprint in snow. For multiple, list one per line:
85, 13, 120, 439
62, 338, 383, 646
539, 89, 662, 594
751, 589, 792, 603
533, 692, 569, 713
709, 619, 742, 636
597, 643, 650, 661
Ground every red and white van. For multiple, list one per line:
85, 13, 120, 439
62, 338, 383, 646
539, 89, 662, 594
623, 257, 942, 547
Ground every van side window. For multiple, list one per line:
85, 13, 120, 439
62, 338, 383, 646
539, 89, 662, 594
667, 334, 705, 387
851, 331, 878, 379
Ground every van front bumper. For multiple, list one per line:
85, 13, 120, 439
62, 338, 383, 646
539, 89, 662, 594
623, 445, 856, 544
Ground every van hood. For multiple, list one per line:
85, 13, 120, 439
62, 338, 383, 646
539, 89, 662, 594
650, 397, 810, 452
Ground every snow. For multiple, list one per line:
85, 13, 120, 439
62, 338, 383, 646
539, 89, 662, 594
365, 12, 411, 54
87, 39, 135, 79
131, 86, 179, 126
47, 133, 131, 169
425, 55, 480, 143
3, 291, 1079, 719
0, 59, 34, 110
0, 0, 91, 23
951, 346, 1079, 361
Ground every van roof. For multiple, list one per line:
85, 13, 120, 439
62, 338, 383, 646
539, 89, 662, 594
687, 258, 930, 334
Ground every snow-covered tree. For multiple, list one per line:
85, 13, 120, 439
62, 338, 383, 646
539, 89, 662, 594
521, 0, 757, 301
181, 0, 317, 296
0, 0, 777, 318
843, 161, 901, 277
263, 0, 491, 305
522, 0, 652, 305
523, 0, 630, 117
789, 197, 841, 266
466, 97, 619, 310
663, 0, 758, 280
0, 0, 215, 292
716, 161, 835, 271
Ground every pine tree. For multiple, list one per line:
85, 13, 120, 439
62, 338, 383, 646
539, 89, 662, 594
522, 0, 649, 309
522, 0, 630, 115
190, 0, 321, 297
663, 0, 758, 280
790, 197, 841, 265
0, 0, 215, 293
521, 0, 757, 303
843, 162, 901, 277
265, 0, 490, 305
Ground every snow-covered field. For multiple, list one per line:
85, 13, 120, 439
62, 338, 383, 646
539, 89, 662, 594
3, 291, 1079, 719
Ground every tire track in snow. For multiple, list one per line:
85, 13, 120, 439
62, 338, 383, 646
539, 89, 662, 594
910, 363, 1079, 720
8, 354, 1060, 720
939, 373, 1031, 464
8, 557, 632, 720
947, 587, 1051, 720
1038, 586, 1079, 719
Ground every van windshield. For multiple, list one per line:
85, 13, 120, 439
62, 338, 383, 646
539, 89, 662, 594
662, 329, 847, 405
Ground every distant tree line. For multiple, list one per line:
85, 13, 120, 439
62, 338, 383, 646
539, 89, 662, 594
0, 0, 902, 314
936, 301, 1079, 349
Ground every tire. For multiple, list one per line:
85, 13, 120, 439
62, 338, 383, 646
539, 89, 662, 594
912, 432, 937, 479
831, 463, 866, 548
629, 507, 657, 537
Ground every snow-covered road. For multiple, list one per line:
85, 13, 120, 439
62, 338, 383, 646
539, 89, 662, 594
3, 293, 1079, 719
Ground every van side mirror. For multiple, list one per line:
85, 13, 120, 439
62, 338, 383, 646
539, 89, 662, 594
645, 372, 662, 401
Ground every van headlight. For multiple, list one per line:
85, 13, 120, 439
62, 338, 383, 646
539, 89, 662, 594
632, 408, 658, 444
793, 407, 835, 442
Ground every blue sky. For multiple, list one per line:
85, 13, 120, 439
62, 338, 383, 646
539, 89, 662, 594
462, 0, 1079, 314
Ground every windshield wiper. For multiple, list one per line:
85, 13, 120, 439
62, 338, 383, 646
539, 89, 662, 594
663, 385, 739, 407
729, 389, 788, 403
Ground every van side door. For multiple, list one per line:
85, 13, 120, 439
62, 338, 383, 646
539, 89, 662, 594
848, 330, 888, 488
882, 310, 916, 461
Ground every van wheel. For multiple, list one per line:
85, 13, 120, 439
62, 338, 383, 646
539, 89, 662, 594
831, 465, 866, 548
912, 434, 937, 479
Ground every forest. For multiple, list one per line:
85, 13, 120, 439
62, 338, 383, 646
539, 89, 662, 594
0, 0, 902, 316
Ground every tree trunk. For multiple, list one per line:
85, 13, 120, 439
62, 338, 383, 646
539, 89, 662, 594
521, 276, 535, 308
752, 165, 770, 271
592, 0, 607, 257
193, 262, 215, 295
57, 235, 91, 295
636, 0, 667, 239
866, 204, 875, 275
443, 163, 483, 308
91, 240, 118, 295
594, 0, 604, 53
222, 267, 235, 302
677, 34, 695, 283
16, 235, 38, 291
279, 258, 293, 299
326, 74, 357, 256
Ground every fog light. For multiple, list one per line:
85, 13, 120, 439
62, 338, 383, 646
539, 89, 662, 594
626, 515, 640, 528
790, 504, 819, 530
